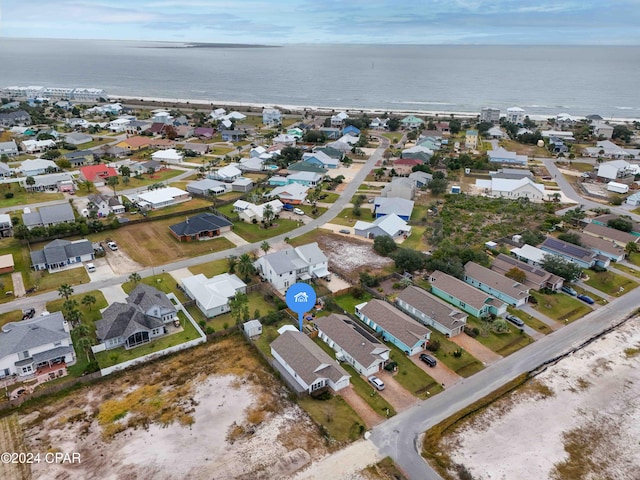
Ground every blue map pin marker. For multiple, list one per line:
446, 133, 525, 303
285, 282, 317, 332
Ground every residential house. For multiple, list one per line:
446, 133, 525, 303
303, 151, 340, 169
0, 254, 14, 273
181, 273, 246, 318
79, 164, 118, 187
0, 163, 11, 178
141, 160, 163, 173
63, 150, 95, 167
23, 172, 75, 193
540, 237, 603, 269
116, 136, 151, 151
490, 168, 533, 180
86, 193, 111, 217
239, 157, 266, 172
400, 115, 424, 129
573, 231, 626, 263
182, 142, 210, 155
169, 212, 233, 242
330, 112, 349, 127
0, 110, 31, 127
233, 199, 283, 224
151, 148, 183, 164
465, 130, 479, 150
18, 158, 58, 176
136, 187, 191, 210
288, 127, 303, 139
30, 239, 95, 272
590, 214, 640, 237
480, 107, 501, 124
490, 253, 564, 292
209, 108, 226, 120
596, 159, 636, 180
99, 145, 129, 158
271, 330, 350, 394
210, 164, 242, 182
0, 140, 19, 157
319, 127, 342, 139
23, 203, 76, 229
221, 130, 244, 142
428, 270, 507, 318
343, 125, 360, 136
409, 171, 432, 188
583, 222, 639, 248
108, 118, 132, 132
510, 244, 548, 267
268, 183, 308, 204
0, 214, 13, 238
475, 177, 545, 201
151, 111, 174, 124
272, 133, 297, 145
64, 132, 93, 146
125, 120, 152, 135
463, 262, 530, 307
149, 138, 176, 150
326, 139, 353, 153
506, 107, 525, 124
370, 117, 388, 130
231, 177, 254, 192
401, 145, 433, 161
486, 126, 506, 139
194, 127, 215, 139
267, 175, 289, 187
254, 242, 330, 292
271, 171, 323, 188
262, 108, 282, 126
548, 137, 569, 155
354, 213, 412, 240
287, 161, 327, 174
380, 177, 416, 200
587, 142, 636, 161
95, 284, 178, 350
396, 286, 467, 337
487, 147, 528, 166
541, 130, 575, 140
314, 314, 391, 377
374, 197, 415, 221
0, 312, 75, 381
392, 159, 423, 176
355, 300, 431, 356
186, 178, 228, 196
625, 192, 640, 207
592, 122, 614, 139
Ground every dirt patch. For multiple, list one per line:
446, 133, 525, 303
441, 316, 640, 480
19, 335, 329, 480
315, 235, 393, 282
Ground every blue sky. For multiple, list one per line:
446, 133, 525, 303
1, 0, 639, 44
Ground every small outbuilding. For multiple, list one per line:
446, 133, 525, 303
243, 319, 263, 338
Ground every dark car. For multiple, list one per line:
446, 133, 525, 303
577, 294, 595, 305
22, 308, 36, 320
419, 353, 437, 367
561, 285, 578, 296
505, 314, 525, 327
339, 228, 351, 234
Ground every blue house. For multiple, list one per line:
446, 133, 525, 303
268, 176, 289, 187
463, 262, 530, 308
302, 151, 340, 169
355, 299, 431, 356
428, 270, 507, 318
342, 125, 360, 136
373, 197, 414, 221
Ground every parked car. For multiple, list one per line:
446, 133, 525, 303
577, 294, 595, 305
22, 308, 36, 320
419, 353, 437, 367
107, 241, 118, 251
282, 204, 294, 211
293, 207, 305, 215
86, 263, 96, 273
368, 376, 385, 391
561, 285, 577, 296
505, 314, 525, 327
339, 228, 351, 234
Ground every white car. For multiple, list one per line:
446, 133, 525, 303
293, 207, 305, 215
86, 263, 96, 273
107, 241, 118, 251
368, 376, 385, 391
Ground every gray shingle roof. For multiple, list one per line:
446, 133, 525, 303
464, 262, 529, 301
270, 330, 349, 387
396, 286, 467, 330
491, 254, 562, 289
314, 314, 389, 370
429, 270, 494, 310
23, 203, 75, 227
169, 213, 232, 237
583, 223, 638, 245
30, 239, 93, 267
0, 312, 69, 357
295, 243, 327, 266
359, 299, 431, 348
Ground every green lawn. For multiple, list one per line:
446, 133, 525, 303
507, 306, 553, 335
402, 226, 428, 251
94, 311, 202, 368
584, 269, 638, 296
189, 258, 228, 277
335, 292, 372, 315
125, 169, 183, 188
332, 208, 375, 226
0, 184, 64, 206
427, 330, 485, 377
380, 132, 402, 143
388, 344, 443, 398
122, 274, 189, 304
298, 394, 365, 443
529, 291, 590, 322
33, 267, 91, 294
320, 192, 340, 203
465, 316, 535, 356
410, 205, 430, 222
297, 204, 328, 219
209, 146, 234, 155
288, 229, 326, 247
0, 273, 15, 304
0, 238, 34, 292
46, 290, 108, 339
629, 252, 640, 267
231, 218, 300, 243
571, 284, 607, 306
0, 310, 23, 329
612, 263, 640, 279
568, 162, 595, 173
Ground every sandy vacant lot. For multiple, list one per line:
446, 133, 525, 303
317, 235, 393, 281
442, 316, 640, 480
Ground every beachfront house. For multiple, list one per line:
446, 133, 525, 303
396, 286, 467, 337
262, 108, 282, 126
355, 299, 431, 356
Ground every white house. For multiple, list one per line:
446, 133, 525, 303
210, 164, 243, 182
506, 106, 525, 124
268, 183, 308, 204
209, 108, 226, 120
181, 273, 247, 318
607, 181, 629, 194
487, 147, 528, 166
273, 134, 297, 145
596, 159, 636, 180
233, 199, 283, 223
380, 177, 416, 200
0, 140, 19, 157
30, 239, 95, 272
354, 214, 412, 240
511, 244, 548, 267
254, 242, 329, 292
108, 117, 132, 132
270, 330, 350, 394
587, 141, 635, 160
151, 148, 183, 164
476, 177, 545, 201
20, 140, 56, 155
0, 312, 76, 381
262, 108, 282, 126
592, 122, 614, 139
330, 111, 349, 127
314, 314, 391, 377
136, 187, 191, 210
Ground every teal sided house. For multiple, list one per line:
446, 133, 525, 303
463, 262, 530, 308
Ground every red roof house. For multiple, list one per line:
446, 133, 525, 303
79, 165, 118, 187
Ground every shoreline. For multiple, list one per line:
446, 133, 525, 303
110, 94, 640, 123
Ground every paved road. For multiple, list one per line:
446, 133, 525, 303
0, 136, 389, 315
369, 282, 640, 480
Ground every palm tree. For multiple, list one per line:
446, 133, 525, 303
72, 324, 90, 339
81, 294, 96, 311
262, 204, 275, 228
25, 176, 36, 190
57, 283, 74, 301
76, 336, 93, 363
236, 253, 255, 282
128, 272, 141, 284
106, 175, 119, 195
227, 255, 238, 274
260, 241, 271, 255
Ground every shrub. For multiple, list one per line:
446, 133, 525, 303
351, 286, 365, 299
453, 348, 463, 358
205, 326, 214, 334
464, 326, 478, 338
591, 265, 607, 273
4, 192, 13, 199
426, 340, 441, 352
199, 320, 206, 328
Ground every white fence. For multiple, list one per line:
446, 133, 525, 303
98, 293, 207, 377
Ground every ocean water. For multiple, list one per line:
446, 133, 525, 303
0, 38, 639, 119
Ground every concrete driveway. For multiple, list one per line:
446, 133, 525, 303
409, 354, 462, 389
86, 257, 115, 282
339, 385, 385, 428
100, 284, 128, 306
450, 333, 502, 365
374, 369, 418, 412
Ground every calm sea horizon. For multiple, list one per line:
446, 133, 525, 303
1, 38, 639, 120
